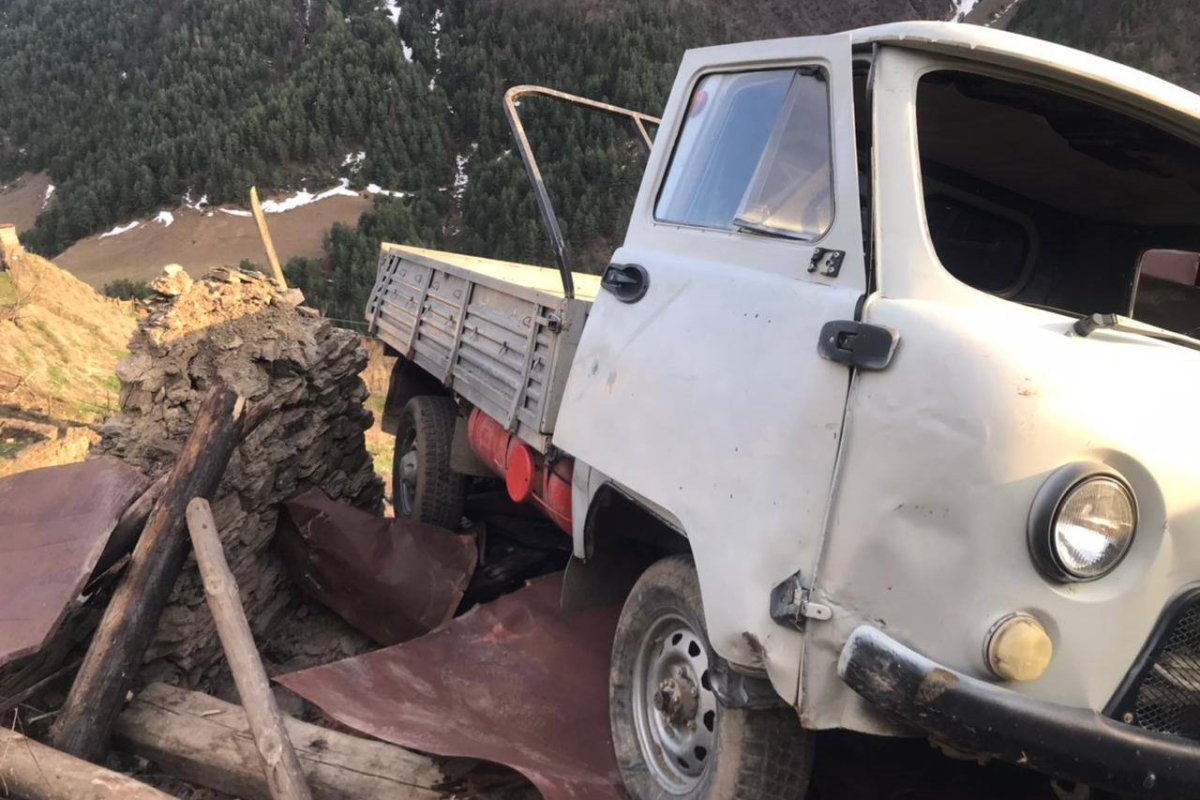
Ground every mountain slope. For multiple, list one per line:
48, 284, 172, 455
0, 243, 136, 475
1009, 0, 1200, 92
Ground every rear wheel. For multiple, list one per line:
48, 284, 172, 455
393, 396, 465, 529
610, 556, 814, 800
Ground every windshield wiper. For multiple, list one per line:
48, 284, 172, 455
1073, 313, 1200, 353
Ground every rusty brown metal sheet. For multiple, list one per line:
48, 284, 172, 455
0, 457, 147, 667
279, 574, 623, 800
277, 487, 479, 645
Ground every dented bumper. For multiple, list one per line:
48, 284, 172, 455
837, 626, 1200, 798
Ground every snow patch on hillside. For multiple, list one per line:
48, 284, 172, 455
380, 0, 402, 25
219, 208, 253, 218
367, 184, 408, 198
154, 211, 175, 227
952, 0, 981, 19
259, 180, 359, 213
342, 151, 366, 172
183, 190, 209, 212
452, 144, 476, 199
42, 184, 55, 209
100, 220, 140, 239
431, 9, 443, 59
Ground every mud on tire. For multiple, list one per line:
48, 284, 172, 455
610, 555, 814, 800
393, 395, 466, 530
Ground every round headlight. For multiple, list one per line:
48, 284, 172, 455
1052, 477, 1136, 579
1028, 464, 1138, 583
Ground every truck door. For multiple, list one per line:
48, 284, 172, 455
554, 35, 865, 698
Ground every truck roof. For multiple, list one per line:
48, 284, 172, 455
851, 21, 1200, 134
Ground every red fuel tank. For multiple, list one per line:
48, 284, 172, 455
466, 408, 573, 533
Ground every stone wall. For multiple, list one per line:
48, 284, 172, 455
94, 265, 382, 686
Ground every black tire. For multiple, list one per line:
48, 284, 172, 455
393, 395, 465, 529
610, 556, 814, 800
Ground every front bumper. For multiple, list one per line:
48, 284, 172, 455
838, 626, 1200, 797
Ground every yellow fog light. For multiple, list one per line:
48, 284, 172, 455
985, 613, 1053, 682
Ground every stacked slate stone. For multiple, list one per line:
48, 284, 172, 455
94, 264, 383, 687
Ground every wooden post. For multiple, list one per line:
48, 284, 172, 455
249, 186, 287, 289
92, 472, 169, 578
0, 728, 175, 800
52, 387, 247, 762
115, 684, 448, 800
186, 499, 313, 800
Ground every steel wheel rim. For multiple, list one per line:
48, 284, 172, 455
397, 429, 418, 516
631, 613, 718, 793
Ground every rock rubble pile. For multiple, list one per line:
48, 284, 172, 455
94, 264, 382, 685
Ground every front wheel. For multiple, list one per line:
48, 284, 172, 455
610, 556, 814, 800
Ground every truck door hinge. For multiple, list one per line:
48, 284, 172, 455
818, 320, 899, 371
808, 247, 845, 277
770, 571, 832, 631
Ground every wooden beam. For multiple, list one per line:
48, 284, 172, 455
0, 728, 174, 800
186, 498, 312, 800
93, 472, 168, 579
249, 186, 287, 289
115, 683, 448, 800
52, 387, 247, 762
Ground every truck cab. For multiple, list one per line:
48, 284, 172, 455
370, 21, 1200, 799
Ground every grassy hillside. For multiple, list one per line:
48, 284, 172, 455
0, 247, 136, 475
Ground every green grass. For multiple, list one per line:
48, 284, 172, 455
73, 399, 112, 422
0, 272, 17, 307
365, 439, 394, 480
47, 365, 68, 387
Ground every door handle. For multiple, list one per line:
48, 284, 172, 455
600, 263, 650, 303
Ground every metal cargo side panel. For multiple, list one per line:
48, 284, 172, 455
412, 269, 470, 381
365, 250, 433, 358
452, 282, 542, 433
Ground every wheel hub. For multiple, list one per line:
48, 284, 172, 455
653, 673, 699, 726
632, 616, 719, 792
395, 431, 419, 515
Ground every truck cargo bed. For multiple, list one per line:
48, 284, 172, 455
366, 244, 599, 451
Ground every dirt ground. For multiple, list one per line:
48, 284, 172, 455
53, 194, 370, 287
0, 172, 52, 233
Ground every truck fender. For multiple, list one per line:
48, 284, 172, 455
564, 482, 782, 709
380, 357, 448, 435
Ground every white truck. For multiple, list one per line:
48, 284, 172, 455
367, 21, 1200, 799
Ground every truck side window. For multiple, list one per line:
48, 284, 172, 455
917, 70, 1200, 329
656, 67, 834, 240
1134, 249, 1200, 334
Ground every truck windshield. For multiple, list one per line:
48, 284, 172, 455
656, 67, 833, 240
916, 70, 1200, 341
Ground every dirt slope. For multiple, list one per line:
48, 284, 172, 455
0, 173, 52, 233
0, 245, 135, 475
53, 195, 370, 288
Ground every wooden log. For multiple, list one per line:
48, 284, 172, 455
250, 186, 287, 289
52, 387, 247, 762
0, 728, 174, 800
115, 683, 448, 800
91, 402, 269, 582
186, 498, 312, 800
93, 472, 169, 578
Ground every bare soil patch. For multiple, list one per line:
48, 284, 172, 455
54, 195, 370, 288
0, 172, 52, 232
